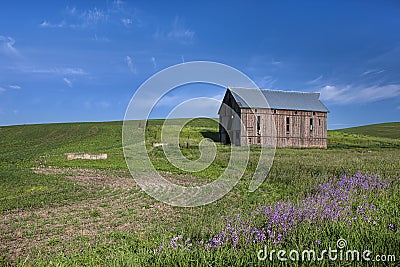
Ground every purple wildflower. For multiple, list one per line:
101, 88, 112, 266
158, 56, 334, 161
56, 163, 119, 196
231, 231, 239, 247
153, 245, 163, 254
185, 238, 192, 248
162, 172, 391, 253
169, 235, 183, 249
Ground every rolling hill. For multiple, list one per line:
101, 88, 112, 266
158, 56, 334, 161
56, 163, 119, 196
336, 122, 400, 139
328, 122, 400, 148
1, 120, 399, 167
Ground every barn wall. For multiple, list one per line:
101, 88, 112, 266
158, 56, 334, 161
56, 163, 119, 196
240, 108, 327, 148
240, 108, 275, 146
219, 90, 242, 145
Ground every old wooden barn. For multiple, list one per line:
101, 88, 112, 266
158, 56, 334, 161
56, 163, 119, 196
218, 87, 329, 148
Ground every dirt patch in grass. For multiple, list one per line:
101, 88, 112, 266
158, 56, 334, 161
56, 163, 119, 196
161, 171, 211, 186
1, 191, 178, 263
32, 167, 137, 189
1, 168, 183, 263
31, 167, 207, 188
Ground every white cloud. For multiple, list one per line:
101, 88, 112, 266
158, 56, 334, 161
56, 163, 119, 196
0, 35, 19, 56
307, 75, 323, 85
40, 6, 108, 29
153, 16, 195, 44
255, 75, 277, 89
39, 20, 66, 28
9, 85, 21, 89
126, 55, 136, 74
168, 16, 195, 43
319, 84, 400, 104
361, 69, 385, 76
270, 58, 282, 66
151, 56, 157, 69
121, 18, 132, 27
66, 6, 77, 15
29, 67, 87, 75
7, 66, 88, 80
81, 7, 108, 25
367, 46, 400, 65
39, 21, 50, 27
41, 3, 141, 30
319, 85, 348, 102
113, 0, 124, 10
63, 77, 73, 87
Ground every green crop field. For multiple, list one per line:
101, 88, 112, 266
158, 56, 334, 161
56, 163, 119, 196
0, 119, 399, 266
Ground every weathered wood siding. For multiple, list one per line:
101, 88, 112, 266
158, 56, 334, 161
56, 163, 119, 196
240, 108, 327, 148
240, 108, 275, 146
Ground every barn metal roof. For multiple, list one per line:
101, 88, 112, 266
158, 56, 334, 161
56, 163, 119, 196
228, 87, 329, 112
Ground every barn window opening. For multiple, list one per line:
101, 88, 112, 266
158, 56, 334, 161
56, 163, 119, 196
273, 109, 276, 114
313, 112, 316, 116
295, 111, 298, 115
255, 109, 257, 112
310, 118, 313, 131
319, 119, 321, 126
286, 117, 290, 133
257, 116, 261, 135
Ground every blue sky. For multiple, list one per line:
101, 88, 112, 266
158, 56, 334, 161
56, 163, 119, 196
0, 1, 399, 128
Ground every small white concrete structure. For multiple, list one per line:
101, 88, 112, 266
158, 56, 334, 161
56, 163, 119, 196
66, 153, 107, 160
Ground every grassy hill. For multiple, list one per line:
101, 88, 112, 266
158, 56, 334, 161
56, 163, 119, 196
0, 120, 399, 266
0, 119, 399, 173
328, 122, 400, 149
1, 119, 399, 166
0, 121, 123, 167
337, 122, 400, 139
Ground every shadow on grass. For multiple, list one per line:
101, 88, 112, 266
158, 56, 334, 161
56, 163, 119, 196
200, 131, 219, 142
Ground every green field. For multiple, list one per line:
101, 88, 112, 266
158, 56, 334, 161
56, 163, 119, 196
0, 119, 399, 266
337, 122, 400, 139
